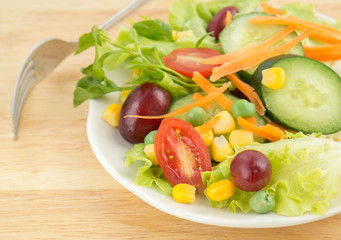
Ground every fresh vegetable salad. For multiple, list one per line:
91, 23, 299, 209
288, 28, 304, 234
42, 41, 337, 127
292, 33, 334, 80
73, 0, 341, 216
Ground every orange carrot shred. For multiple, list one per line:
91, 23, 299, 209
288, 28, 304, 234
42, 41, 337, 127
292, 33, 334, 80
260, 124, 285, 139
261, 2, 285, 16
202, 26, 295, 65
249, 16, 341, 40
210, 29, 311, 80
226, 74, 266, 116
200, 114, 221, 133
225, 11, 233, 26
124, 83, 230, 119
193, 93, 211, 109
237, 117, 282, 142
304, 44, 341, 61
245, 117, 257, 125
192, 72, 234, 112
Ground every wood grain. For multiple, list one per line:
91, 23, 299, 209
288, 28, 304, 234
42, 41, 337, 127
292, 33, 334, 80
1, 0, 341, 239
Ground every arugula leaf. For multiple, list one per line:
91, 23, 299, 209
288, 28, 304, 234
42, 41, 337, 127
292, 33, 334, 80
73, 76, 122, 107
133, 19, 174, 42
75, 32, 95, 54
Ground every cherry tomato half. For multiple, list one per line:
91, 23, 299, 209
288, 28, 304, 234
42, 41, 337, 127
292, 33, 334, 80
154, 118, 211, 187
163, 48, 221, 78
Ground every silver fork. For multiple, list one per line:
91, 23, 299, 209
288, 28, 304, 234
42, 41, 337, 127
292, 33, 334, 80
11, 0, 149, 140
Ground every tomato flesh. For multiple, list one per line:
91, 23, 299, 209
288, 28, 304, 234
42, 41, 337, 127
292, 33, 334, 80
163, 48, 221, 78
154, 118, 211, 187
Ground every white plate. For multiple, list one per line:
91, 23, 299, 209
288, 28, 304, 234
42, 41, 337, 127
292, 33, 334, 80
87, 66, 341, 228
87, 10, 341, 227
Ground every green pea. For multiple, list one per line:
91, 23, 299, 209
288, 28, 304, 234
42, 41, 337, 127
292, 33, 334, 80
144, 130, 157, 145
186, 107, 207, 127
249, 190, 275, 214
231, 99, 256, 118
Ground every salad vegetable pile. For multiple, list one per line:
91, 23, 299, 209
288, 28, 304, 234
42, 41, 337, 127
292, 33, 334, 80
73, 0, 341, 216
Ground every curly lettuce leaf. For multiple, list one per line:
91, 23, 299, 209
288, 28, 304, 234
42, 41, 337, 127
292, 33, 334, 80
125, 144, 173, 196
202, 137, 341, 216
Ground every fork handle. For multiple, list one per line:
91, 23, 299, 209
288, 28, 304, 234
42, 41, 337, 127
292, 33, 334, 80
98, 0, 149, 31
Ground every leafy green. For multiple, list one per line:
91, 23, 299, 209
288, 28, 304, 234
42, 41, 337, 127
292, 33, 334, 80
202, 137, 341, 216
206, 0, 269, 14
133, 20, 173, 42
280, 2, 341, 29
73, 22, 197, 106
125, 144, 173, 196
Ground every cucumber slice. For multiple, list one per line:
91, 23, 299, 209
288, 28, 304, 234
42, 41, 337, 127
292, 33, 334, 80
169, 93, 266, 142
252, 55, 341, 134
219, 12, 305, 82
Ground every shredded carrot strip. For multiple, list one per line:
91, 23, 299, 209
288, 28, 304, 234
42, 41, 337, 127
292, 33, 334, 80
260, 4, 341, 44
260, 124, 285, 139
226, 74, 266, 116
304, 44, 341, 55
200, 114, 221, 132
249, 16, 341, 40
261, 2, 285, 16
245, 117, 257, 125
237, 117, 283, 142
225, 11, 233, 26
192, 93, 211, 109
304, 44, 341, 61
202, 26, 295, 65
192, 72, 234, 111
210, 29, 311, 80
124, 83, 230, 119
308, 32, 341, 44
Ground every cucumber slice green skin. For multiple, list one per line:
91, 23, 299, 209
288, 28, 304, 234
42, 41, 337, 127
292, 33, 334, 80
219, 12, 305, 82
252, 55, 341, 134
169, 93, 266, 142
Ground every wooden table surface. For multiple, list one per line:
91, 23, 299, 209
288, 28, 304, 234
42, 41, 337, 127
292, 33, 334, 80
1, 0, 341, 239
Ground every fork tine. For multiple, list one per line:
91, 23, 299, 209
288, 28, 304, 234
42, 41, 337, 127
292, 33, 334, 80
12, 67, 36, 140
11, 59, 35, 113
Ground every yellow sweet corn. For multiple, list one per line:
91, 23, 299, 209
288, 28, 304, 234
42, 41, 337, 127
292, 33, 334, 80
261, 67, 286, 90
132, 69, 141, 77
195, 126, 214, 146
212, 136, 234, 162
120, 90, 131, 105
172, 183, 196, 204
144, 144, 159, 165
102, 103, 121, 127
172, 30, 194, 41
206, 179, 235, 202
229, 129, 254, 148
212, 111, 236, 134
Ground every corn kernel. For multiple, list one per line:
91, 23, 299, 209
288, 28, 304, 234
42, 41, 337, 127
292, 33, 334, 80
195, 126, 214, 146
172, 183, 196, 204
144, 144, 159, 165
172, 30, 194, 41
261, 67, 286, 89
229, 129, 254, 147
102, 103, 121, 127
212, 111, 236, 134
206, 179, 235, 202
132, 69, 141, 77
120, 90, 131, 105
212, 136, 234, 162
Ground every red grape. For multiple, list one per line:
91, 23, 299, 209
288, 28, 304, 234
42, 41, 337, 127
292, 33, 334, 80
230, 150, 272, 192
119, 83, 171, 143
207, 6, 239, 40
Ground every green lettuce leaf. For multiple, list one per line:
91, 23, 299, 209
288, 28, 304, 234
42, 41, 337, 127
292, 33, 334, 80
280, 2, 341, 29
206, 0, 269, 14
125, 144, 173, 196
202, 137, 341, 216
